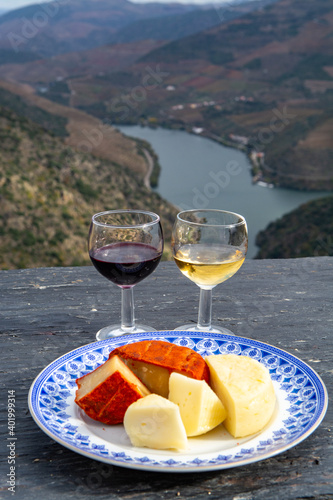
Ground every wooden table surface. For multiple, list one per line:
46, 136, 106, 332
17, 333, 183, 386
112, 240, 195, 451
0, 258, 332, 499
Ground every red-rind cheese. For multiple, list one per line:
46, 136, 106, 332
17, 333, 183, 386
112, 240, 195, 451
109, 340, 209, 397
75, 355, 150, 424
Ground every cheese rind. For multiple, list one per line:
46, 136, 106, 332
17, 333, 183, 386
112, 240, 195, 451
123, 394, 188, 450
205, 354, 276, 438
168, 372, 227, 436
75, 355, 150, 424
109, 340, 209, 397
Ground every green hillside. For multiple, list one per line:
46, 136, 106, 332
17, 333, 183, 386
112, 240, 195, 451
255, 196, 333, 258
0, 106, 176, 270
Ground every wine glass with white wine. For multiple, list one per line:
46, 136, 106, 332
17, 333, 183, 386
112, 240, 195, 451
171, 209, 248, 334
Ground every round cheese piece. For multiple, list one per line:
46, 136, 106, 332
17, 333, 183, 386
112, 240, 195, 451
205, 354, 276, 438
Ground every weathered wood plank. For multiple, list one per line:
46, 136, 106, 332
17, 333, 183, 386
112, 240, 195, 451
0, 258, 332, 500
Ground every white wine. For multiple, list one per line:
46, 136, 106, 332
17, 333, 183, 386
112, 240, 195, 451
173, 244, 245, 287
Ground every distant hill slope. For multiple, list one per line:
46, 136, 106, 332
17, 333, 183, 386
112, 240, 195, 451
0, 0, 200, 58
0, 79, 151, 179
0, 105, 177, 269
0, 39, 166, 85
255, 196, 333, 258
0, 86, 68, 137
108, 8, 222, 44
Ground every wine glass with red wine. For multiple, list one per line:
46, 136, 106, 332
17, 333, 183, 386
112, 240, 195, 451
88, 210, 164, 340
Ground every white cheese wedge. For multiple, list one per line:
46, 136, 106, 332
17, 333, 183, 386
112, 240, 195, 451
123, 394, 188, 450
168, 372, 227, 436
205, 354, 276, 438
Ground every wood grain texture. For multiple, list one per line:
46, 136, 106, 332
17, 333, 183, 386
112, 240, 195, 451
0, 258, 332, 500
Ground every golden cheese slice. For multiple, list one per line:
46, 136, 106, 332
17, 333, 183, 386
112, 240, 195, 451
168, 372, 227, 436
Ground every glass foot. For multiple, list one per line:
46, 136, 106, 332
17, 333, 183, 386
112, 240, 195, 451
173, 323, 235, 335
96, 324, 156, 340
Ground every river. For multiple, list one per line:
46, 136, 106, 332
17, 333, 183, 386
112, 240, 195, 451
116, 125, 330, 258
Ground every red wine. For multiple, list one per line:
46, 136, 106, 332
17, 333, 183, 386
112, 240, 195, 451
89, 242, 162, 288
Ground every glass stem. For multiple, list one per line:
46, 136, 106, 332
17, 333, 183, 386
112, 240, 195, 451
197, 287, 213, 330
121, 287, 135, 331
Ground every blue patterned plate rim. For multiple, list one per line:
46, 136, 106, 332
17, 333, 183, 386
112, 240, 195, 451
28, 331, 328, 473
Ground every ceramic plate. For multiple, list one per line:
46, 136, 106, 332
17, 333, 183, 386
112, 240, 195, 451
28, 331, 328, 472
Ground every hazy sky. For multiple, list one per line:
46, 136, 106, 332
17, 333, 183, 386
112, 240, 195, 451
0, 0, 233, 10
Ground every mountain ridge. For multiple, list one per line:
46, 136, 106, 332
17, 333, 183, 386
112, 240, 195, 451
0, 0, 202, 58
